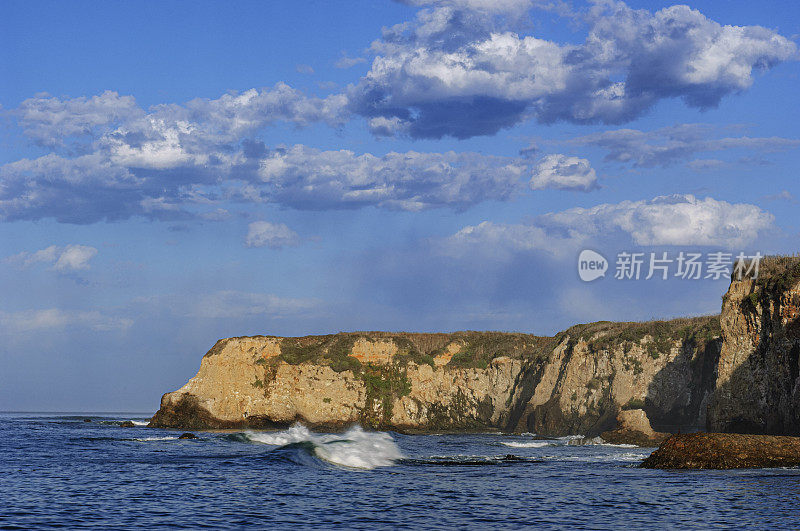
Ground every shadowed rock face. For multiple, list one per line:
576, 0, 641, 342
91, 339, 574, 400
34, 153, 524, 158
149, 320, 723, 435
708, 257, 800, 435
640, 433, 800, 469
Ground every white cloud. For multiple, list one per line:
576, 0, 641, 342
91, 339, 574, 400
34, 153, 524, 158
0, 309, 132, 333
542, 195, 774, 247
530, 154, 598, 191
16, 90, 142, 148
245, 221, 301, 249
350, 2, 797, 138
445, 194, 775, 256
4, 244, 98, 271
255, 146, 529, 210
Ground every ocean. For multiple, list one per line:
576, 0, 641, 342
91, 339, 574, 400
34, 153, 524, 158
2, 413, 799, 529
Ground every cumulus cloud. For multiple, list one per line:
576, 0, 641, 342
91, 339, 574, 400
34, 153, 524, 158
256, 146, 528, 210
1, 127, 586, 221
350, 1, 796, 139
16, 90, 142, 148
530, 154, 597, 191
570, 124, 800, 167
16, 83, 349, 160
0, 309, 132, 333
245, 221, 301, 249
5, 244, 98, 271
445, 194, 774, 256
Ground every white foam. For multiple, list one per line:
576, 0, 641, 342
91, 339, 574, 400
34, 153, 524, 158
244, 424, 404, 470
134, 436, 178, 441
131, 421, 149, 426
501, 441, 551, 448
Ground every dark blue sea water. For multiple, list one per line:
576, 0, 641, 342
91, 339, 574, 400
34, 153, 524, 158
2, 413, 800, 529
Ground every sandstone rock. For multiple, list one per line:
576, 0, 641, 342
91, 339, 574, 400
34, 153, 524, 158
600, 409, 670, 447
119, 421, 135, 428
640, 432, 800, 469
150, 321, 723, 434
708, 257, 800, 434
516, 317, 721, 437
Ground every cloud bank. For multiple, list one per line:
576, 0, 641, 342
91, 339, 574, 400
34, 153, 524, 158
351, 1, 796, 138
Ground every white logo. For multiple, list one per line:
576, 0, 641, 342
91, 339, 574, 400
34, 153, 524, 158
578, 250, 608, 282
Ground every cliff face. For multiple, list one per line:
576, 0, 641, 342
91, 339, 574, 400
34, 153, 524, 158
513, 318, 721, 436
708, 258, 800, 434
150, 319, 721, 434
150, 332, 546, 431
150, 257, 800, 435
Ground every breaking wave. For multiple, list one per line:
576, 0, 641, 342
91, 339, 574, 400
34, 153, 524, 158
501, 434, 638, 449
242, 424, 403, 470
501, 441, 552, 448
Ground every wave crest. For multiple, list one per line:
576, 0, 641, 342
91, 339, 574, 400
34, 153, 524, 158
243, 424, 403, 470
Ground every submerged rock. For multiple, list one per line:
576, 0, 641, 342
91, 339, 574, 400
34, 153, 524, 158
640, 433, 800, 469
178, 432, 197, 439
600, 409, 670, 447
119, 421, 135, 428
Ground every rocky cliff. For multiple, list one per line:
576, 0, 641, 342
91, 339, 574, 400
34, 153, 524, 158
707, 256, 800, 434
150, 318, 722, 434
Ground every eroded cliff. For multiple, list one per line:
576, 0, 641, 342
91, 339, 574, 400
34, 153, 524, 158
150, 318, 722, 434
707, 256, 800, 434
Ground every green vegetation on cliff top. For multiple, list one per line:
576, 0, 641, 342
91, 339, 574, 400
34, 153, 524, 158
558, 315, 721, 356
274, 331, 551, 372
739, 255, 800, 313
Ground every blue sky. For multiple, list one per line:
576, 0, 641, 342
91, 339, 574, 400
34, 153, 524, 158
1, 0, 799, 411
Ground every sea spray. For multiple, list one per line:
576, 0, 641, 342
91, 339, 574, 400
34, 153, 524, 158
501, 441, 552, 448
243, 424, 403, 469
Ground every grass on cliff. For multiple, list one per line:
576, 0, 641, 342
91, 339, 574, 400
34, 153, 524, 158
441, 332, 553, 369
278, 334, 363, 373
274, 331, 550, 372
738, 255, 800, 313
562, 315, 721, 359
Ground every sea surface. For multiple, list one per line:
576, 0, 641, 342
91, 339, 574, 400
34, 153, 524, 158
2, 413, 800, 529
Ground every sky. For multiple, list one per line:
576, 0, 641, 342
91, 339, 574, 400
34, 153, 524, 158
1, 0, 799, 411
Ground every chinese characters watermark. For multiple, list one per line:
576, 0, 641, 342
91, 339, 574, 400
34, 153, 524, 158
578, 251, 762, 282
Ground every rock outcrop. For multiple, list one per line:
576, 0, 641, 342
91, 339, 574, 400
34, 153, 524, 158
150, 318, 722, 436
600, 409, 670, 447
150, 332, 547, 432
511, 317, 721, 436
708, 257, 800, 434
640, 433, 800, 469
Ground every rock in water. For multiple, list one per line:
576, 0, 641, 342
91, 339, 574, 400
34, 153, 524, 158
83, 418, 92, 423
600, 409, 670, 447
640, 433, 800, 469
119, 421, 135, 428
178, 432, 197, 439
